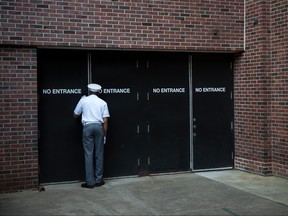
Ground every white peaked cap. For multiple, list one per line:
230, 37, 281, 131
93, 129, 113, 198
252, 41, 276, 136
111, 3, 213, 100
87, 83, 102, 92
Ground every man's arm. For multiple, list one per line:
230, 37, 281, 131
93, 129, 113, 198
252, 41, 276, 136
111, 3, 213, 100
73, 97, 84, 119
103, 117, 108, 136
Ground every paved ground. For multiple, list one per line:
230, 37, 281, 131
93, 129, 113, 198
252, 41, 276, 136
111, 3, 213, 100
1, 170, 288, 215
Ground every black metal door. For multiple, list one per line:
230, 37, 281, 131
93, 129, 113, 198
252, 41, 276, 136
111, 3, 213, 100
91, 51, 140, 177
91, 51, 190, 176
38, 49, 87, 183
192, 54, 234, 170
146, 53, 190, 173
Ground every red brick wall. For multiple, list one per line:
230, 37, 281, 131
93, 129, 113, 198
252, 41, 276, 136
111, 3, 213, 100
234, 0, 272, 175
0, 48, 38, 193
234, 0, 288, 178
270, 0, 288, 177
234, 44, 272, 175
0, 0, 244, 51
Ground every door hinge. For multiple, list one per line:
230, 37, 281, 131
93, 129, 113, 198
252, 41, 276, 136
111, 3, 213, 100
137, 125, 140, 134
147, 92, 150, 101
148, 157, 150, 166
231, 121, 234, 130
137, 92, 139, 101
230, 62, 233, 70
136, 60, 139, 69
147, 124, 150, 133
147, 60, 149, 68
138, 158, 140, 166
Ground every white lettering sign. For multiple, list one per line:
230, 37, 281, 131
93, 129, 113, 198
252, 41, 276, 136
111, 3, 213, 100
195, 87, 226, 93
42, 88, 82, 95
152, 87, 185, 93
103, 88, 130, 94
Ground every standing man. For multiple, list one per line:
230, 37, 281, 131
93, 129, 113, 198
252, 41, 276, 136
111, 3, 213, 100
73, 83, 110, 189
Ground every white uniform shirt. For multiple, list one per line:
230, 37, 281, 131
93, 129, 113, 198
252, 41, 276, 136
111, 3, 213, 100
74, 95, 110, 125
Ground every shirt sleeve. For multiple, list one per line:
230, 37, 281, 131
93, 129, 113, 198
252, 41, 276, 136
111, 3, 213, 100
74, 99, 83, 116
102, 103, 110, 118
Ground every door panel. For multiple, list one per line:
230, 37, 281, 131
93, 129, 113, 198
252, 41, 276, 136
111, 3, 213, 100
192, 54, 234, 170
38, 49, 87, 183
91, 51, 139, 177
147, 53, 190, 172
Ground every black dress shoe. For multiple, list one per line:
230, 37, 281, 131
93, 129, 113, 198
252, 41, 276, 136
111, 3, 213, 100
95, 180, 105, 187
81, 183, 94, 189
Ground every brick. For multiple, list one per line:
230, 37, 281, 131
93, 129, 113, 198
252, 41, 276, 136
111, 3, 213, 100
0, 0, 243, 51
234, 0, 288, 178
0, 48, 38, 193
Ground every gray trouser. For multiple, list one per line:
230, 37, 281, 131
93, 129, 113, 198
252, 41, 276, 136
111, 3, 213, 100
82, 123, 104, 186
